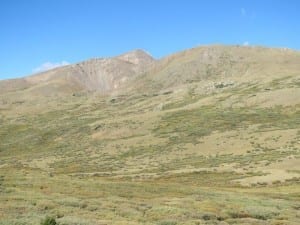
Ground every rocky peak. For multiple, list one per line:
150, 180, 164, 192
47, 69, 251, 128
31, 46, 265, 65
117, 49, 155, 65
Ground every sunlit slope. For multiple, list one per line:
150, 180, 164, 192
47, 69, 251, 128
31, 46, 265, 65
0, 45, 299, 225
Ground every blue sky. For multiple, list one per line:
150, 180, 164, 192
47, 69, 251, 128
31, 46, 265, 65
0, 0, 299, 79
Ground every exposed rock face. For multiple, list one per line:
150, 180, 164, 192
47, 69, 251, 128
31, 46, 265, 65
67, 49, 155, 92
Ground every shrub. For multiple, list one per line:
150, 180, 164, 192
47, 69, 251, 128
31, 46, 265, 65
40, 216, 57, 225
202, 213, 217, 220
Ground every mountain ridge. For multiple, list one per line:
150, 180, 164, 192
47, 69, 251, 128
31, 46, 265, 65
1, 45, 300, 97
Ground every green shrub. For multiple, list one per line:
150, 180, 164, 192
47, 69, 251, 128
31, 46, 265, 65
40, 216, 57, 225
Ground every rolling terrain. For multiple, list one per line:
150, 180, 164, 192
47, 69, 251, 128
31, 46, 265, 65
0, 45, 299, 225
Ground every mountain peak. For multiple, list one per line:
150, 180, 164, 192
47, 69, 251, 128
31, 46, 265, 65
117, 49, 155, 65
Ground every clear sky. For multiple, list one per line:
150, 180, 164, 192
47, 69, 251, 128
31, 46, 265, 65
1, 0, 299, 79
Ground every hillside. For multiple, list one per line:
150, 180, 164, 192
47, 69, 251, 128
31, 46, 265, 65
0, 49, 154, 96
0, 45, 299, 225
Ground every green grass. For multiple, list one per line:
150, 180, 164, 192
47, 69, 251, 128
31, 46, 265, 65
154, 105, 300, 145
1, 165, 299, 225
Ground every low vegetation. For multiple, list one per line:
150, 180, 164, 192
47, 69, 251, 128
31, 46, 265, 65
0, 46, 299, 224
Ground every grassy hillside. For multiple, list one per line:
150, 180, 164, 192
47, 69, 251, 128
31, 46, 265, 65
0, 46, 299, 225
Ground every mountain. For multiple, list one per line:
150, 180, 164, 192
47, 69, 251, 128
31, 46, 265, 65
131, 45, 300, 92
0, 45, 300, 225
0, 49, 154, 96
3, 45, 300, 98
